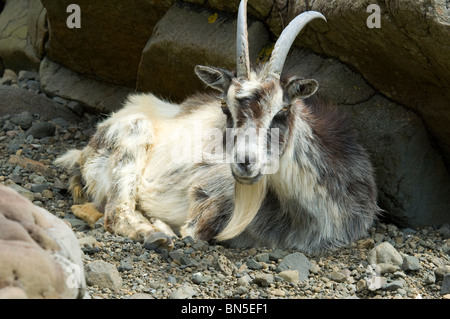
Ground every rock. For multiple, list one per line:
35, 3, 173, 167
402, 256, 422, 272
278, 270, 299, 284
357, 238, 375, 250
0, 184, 86, 298
441, 274, 450, 295
215, 255, 237, 276
78, 236, 97, 247
246, 258, 262, 270
0, 0, 40, 71
237, 275, 252, 286
10, 111, 32, 129
434, 266, 450, 281
9, 155, 51, 176
255, 253, 270, 263
39, 57, 132, 113
0, 86, 81, 123
137, 1, 269, 102
276, 252, 311, 281
278, 0, 450, 168
368, 242, 403, 267
269, 249, 290, 261
84, 260, 122, 292
130, 293, 154, 299
253, 274, 274, 287
191, 272, 203, 284
40, 0, 172, 87
329, 270, 347, 283
169, 283, 196, 299
117, 260, 133, 273
375, 263, 400, 275
382, 280, 404, 291
27, 0, 47, 60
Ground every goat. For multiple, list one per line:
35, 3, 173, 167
56, 0, 379, 254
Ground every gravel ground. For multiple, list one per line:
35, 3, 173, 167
1, 69, 450, 299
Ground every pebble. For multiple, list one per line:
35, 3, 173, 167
441, 274, 450, 295
276, 252, 311, 281
169, 283, 196, 299
329, 270, 347, 283
402, 255, 422, 272
253, 274, 274, 287
84, 260, 122, 292
278, 270, 299, 284
368, 242, 403, 267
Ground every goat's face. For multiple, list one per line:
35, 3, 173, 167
195, 66, 319, 185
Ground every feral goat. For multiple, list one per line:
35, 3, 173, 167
56, 0, 379, 254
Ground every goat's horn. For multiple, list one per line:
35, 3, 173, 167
263, 11, 327, 79
236, 0, 250, 78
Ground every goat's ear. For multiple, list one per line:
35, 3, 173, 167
195, 65, 233, 92
286, 77, 319, 100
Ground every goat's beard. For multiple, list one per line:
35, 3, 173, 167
214, 176, 267, 242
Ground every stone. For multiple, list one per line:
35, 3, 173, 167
0, 0, 40, 72
368, 242, 404, 267
10, 111, 32, 129
402, 256, 422, 272
0, 86, 81, 123
329, 270, 347, 283
169, 283, 196, 299
255, 253, 270, 263
8, 154, 52, 176
0, 184, 86, 299
237, 275, 252, 286
25, 122, 56, 139
276, 252, 311, 281
215, 255, 237, 276
375, 263, 400, 275
137, 1, 269, 102
27, 0, 47, 60
246, 258, 262, 270
269, 249, 290, 261
441, 274, 450, 295
41, 0, 173, 87
271, 0, 450, 168
434, 266, 450, 281
253, 274, 274, 287
382, 280, 404, 291
278, 270, 299, 284
39, 57, 132, 113
191, 272, 203, 284
84, 260, 122, 292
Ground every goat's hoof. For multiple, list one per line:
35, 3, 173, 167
143, 232, 174, 252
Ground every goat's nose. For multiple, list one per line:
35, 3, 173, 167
237, 155, 252, 171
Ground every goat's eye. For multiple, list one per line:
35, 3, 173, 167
279, 106, 290, 113
220, 100, 231, 116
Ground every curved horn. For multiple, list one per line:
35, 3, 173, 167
263, 11, 327, 79
236, 0, 250, 78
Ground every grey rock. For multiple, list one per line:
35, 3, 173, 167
269, 249, 290, 261
215, 255, 237, 275
246, 258, 262, 270
402, 256, 422, 272
368, 242, 403, 267
237, 275, 252, 286
253, 274, 274, 287
434, 265, 450, 281
191, 272, 203, 284
11, 111, 33, 130
329, 270, 347, 283
85, 260, 122, 292
169, 283, 196, 299
441, 274, 450, 295
30, 183, 50, 193
276, 252, 311, 281
117, 261, 133, 272
375, 263, 401, 275
65, 218, 89, 231
255, 253, 270, 263
382, 280, 404, 291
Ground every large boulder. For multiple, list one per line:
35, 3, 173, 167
267, 0, 450, 166
285, 48, 450, 227
40, 0, 175, 88
0, 0, 41, 72
39, 57, 132, 113
0, 184, 86, 299
136, 1, 269, 102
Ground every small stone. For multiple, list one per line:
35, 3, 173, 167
425, 273, 436, 285
329, 270, 347, 283
85, 260, 122, 292
26, 122, 56, 139
368, 242, 403, 267
169, 283, 196, 299
357, 238, 375, 249
246, 258, 262, 270
269, 249, 289, 261
434, 266, 450, 280
270, 288, 285, 297
255, 253, 270, 263
191, 272, 203, 284
375, 263, 400, 274
356, 279, 367, 292
382, 280, 404, 291
78, 236, 97, 247
117, 261, 133, 272
10, 111, 32, 130
402, 255, 422, 272
216, 255, 237, 275
278, 270, 299, 284
276, 252, 311, 281
237, 275, 251, 286
41, 189, 53, 199
253, 274, 274, 287
130, 293, 154, 299
441, 274, 450, 295
30, 183, 50, 193
236, 286, 248, 295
